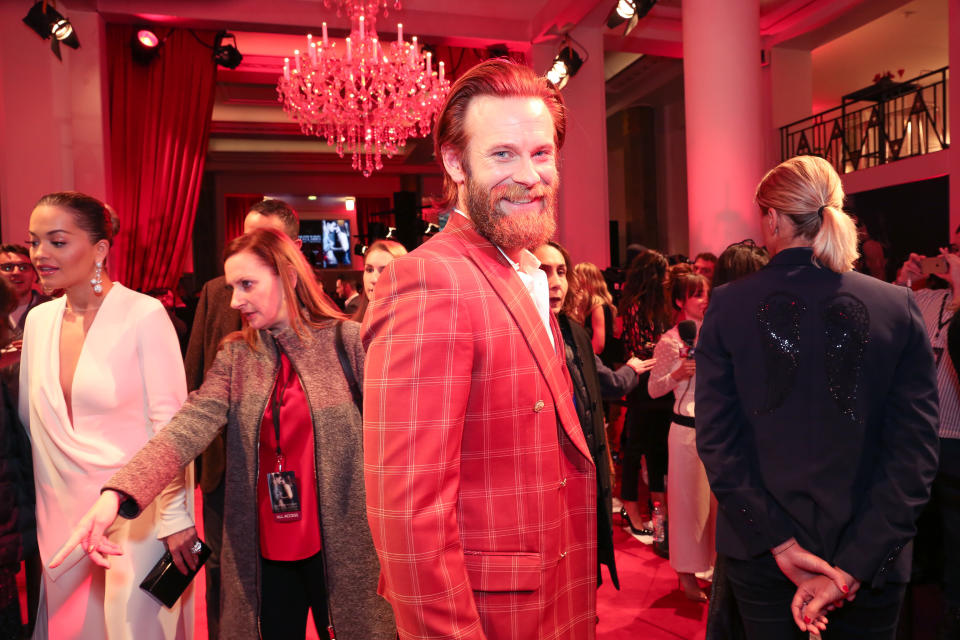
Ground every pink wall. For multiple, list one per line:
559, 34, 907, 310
0, 7, 109, 245
532, 25, 611, 269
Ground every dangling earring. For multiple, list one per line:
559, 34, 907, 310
91, 261, 103, 295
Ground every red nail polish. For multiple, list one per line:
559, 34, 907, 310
841, 584, 849, 593
804, 616, 811, 624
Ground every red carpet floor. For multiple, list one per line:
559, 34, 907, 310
17, 491, 706, 640
598, 524, 708, 640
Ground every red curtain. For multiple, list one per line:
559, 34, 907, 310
107, 26, 217, 291
224, 194, 264, 245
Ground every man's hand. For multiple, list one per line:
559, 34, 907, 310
772, 538, 849, 592
939, 248, 960, 295
895, 253, 924, 287
49, 490, 124, 569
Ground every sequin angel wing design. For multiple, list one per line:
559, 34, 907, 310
755, 292, 807, 415
822, 293, 870, 422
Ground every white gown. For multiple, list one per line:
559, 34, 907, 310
19, 284, 195, 640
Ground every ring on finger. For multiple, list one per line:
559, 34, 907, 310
190, 540, 202, 555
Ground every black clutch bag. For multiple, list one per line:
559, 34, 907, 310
139, 540, 211, 608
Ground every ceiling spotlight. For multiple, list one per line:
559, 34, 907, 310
23, 1, 80, 60
345, 198, 356, 211
131, 28, 161, 65
546, 42, 584, 90
607, 0, 656, 35
213, 31, 243, 69
307, 195, 318, 201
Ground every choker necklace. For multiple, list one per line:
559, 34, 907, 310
65, 302, 101, 314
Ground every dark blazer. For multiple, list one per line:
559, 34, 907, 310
696, 247, 940, 589
183, 275, 241, 492
558, 313, 638, 590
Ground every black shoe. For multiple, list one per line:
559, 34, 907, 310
620, 507, 654, 536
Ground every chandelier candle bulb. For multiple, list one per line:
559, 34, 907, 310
309, 42, 317, 63
359, 15, 365, 41
346, 37, 352, 61
294, 50, 301, 72
283, 58, 290, 80
439, 60, 444, 82
371, 38, 378, 63
397, 23, 402, 43
322, 22, 328, 46
426, 51, 431, 75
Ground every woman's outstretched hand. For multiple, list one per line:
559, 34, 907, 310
49, 490, 124, 569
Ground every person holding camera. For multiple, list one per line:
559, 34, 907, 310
897, 249, 960, 637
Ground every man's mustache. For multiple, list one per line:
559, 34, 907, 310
491, 183, 549, 203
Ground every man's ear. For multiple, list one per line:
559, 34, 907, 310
441, 144, 466, 186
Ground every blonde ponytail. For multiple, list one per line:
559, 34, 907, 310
756, 155, 859, 273
811, 203, 858, 272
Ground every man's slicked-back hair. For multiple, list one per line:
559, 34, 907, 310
433, 58, 567, 210
249, 198, 300, 240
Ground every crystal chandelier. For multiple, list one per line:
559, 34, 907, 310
277, 2, 450, 176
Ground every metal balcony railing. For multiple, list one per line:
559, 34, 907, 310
780, 66, 949, 174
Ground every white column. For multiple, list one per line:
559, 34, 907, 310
682, 0, 765, 255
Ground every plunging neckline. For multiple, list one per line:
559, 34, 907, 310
55, 285, 118, 430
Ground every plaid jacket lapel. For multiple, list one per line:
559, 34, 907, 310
442, 214, 591, 462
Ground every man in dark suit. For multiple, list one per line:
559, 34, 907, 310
336, 276, 361, 316
695, 155, 939, 638
184, 198, 299, 638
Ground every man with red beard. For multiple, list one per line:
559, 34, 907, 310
363, 59, 596, 640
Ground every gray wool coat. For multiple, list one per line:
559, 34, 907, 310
105, 319, 396, 640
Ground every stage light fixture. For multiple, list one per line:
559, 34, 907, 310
213, 31, 243, 69
546, 43, 584, 90
607, 0, 656, 35
131, 28, 161, 65
23, 1, 80, 60
345, 198, 356, 211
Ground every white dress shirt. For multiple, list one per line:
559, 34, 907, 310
454, 208, 554, 348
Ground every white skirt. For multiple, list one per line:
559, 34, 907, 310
666, 422, 717, 574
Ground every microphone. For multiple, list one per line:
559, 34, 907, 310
677, 320, 697, 359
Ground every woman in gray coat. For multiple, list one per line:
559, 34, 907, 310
50, 228, 395, 640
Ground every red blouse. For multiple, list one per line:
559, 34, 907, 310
257, 351, 322, 561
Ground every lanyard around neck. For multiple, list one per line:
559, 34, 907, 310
271, 352, 288, 463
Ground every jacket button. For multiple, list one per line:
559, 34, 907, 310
559, 551, 567, 559
534, 400, 545, 412
559, 478, 567, 487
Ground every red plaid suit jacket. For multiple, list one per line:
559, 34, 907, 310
362, 212, 597, 640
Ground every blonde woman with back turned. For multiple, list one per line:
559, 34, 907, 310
695, 156, 939, 638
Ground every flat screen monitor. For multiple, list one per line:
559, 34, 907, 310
300, 219, 351, 268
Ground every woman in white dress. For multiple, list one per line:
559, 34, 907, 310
648, 264, 717, 602
19, 192, 197, 639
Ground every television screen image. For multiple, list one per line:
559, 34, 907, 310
300, 219, 352, 268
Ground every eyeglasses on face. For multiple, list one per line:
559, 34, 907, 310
0, 263, 34, 273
